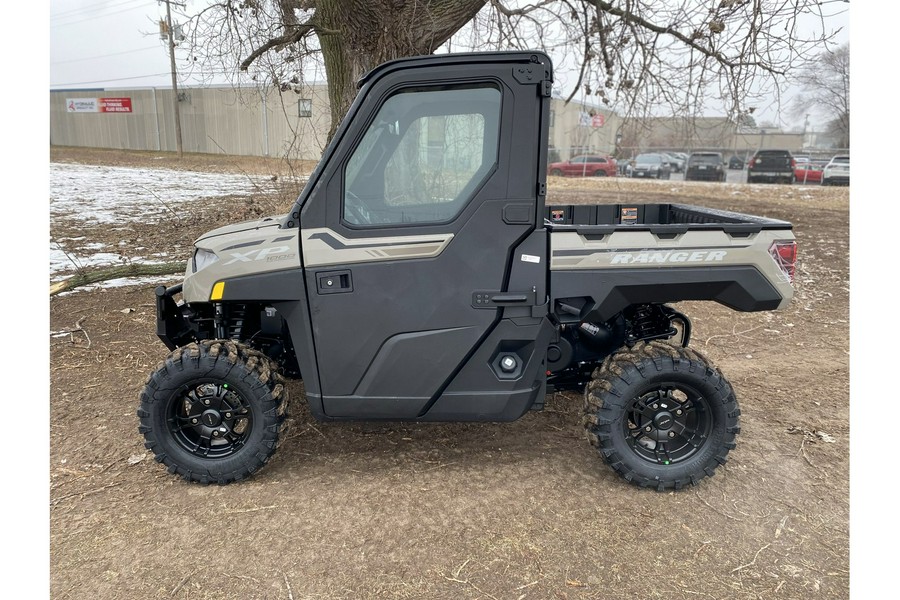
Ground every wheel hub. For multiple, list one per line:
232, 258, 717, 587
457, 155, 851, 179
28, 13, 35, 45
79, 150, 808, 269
624, 385, 713, 464
201, 410, 222, 428
653, 411, 675, 430
167, 382, 253, 459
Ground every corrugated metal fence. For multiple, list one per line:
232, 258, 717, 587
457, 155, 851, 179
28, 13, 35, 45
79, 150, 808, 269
49, 85, 332, 160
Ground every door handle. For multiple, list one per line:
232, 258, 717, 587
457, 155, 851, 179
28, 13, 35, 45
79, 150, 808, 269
316, 270, 353, 294
472, 291, 535, 307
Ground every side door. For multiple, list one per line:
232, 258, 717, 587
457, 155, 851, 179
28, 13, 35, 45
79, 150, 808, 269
559, 156, 576, 176
298, 55, 551, 419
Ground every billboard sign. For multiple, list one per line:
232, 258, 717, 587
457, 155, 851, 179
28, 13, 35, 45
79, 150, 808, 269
66, 97, 133, 113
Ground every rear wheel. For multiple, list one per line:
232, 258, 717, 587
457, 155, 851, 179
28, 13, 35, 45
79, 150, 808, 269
583, 341, 739, 491
593, 169, 606, 177
550, 169, 563, 176
138, 340, 290, 484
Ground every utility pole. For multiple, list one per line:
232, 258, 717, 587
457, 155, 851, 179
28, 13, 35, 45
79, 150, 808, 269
164, 0, 183, 158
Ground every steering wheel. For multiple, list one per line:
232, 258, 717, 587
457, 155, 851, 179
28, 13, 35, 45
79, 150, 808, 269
344, 191, 372, 225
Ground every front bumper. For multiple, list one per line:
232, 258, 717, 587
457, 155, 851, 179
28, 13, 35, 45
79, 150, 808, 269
155, 284, 195, 350
686, 169, 722, 180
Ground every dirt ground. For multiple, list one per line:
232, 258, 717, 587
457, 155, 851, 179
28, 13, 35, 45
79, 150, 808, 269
49, 147, 850, 599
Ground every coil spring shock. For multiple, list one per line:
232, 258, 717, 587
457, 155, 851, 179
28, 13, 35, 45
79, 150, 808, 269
226, 304, 248, 340
625, 304, 682, 345
212, 303, 249, 340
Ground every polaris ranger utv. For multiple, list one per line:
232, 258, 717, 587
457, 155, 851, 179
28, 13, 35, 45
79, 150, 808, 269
139, 51, 797, 490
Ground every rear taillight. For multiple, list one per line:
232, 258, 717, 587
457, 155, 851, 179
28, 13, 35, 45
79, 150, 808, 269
769, 240, 798, 283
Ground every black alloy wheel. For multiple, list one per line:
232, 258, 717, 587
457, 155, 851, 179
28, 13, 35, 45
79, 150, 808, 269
622, 384, 713, 466
138, 340, 289, 484
167, 381, 254, 459
583, 341, 739, 491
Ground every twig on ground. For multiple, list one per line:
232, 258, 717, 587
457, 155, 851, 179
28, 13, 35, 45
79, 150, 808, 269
51, 482, 123, 506
704, 325, 764, 346
731, 543, 771, 573
695, 491, 742, 521
140, 186, 182, 222
231, 505, 283, 514
170, 571, 196, 596
282, 571, 294, 600
53, 316, 92, 348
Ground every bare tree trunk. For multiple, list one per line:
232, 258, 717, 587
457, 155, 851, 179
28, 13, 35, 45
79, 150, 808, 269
315, 0, 486, 140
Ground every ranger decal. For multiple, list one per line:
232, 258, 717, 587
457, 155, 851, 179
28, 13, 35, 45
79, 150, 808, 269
610, 250, 727, 264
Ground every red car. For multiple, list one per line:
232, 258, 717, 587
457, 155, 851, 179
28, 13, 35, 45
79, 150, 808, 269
548, 155, 617, 177
794, 160, 826, 184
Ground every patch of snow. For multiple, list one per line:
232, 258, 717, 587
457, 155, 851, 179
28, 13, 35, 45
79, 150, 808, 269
50, 162, 279, 226
49, 162, 293, 287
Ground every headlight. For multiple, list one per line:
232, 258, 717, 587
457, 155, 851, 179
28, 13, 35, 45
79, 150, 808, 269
192, 248, 219, 272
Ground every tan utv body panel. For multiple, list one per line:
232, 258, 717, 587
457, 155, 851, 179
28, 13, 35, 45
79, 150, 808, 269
300, 228, 454, 268
182, 221, 455, 303
550, 228, 795, 309
182, 216, 300, 303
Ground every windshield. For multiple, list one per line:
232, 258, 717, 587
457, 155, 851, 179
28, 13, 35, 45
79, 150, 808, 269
635, 154, 661, 164
832, 156, 850, 164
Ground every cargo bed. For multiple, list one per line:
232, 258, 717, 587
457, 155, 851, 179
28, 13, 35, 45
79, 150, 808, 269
546, 203, 792, 234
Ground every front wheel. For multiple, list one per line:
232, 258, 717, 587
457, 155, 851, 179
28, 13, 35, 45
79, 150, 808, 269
138, 340, 290, 484
550, 169, 563, 177
583, 341, 739, 491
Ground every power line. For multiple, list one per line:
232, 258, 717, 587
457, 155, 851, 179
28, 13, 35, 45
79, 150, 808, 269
51, 0, 149, 21
50, 1, 155, 27
50, 72, 170, 87
51, 45, 162, 65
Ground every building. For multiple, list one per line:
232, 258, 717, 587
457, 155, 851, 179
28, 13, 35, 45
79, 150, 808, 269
50, 84, 331, 160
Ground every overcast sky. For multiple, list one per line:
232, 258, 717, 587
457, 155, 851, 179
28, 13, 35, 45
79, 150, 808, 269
49, 1, 849, 128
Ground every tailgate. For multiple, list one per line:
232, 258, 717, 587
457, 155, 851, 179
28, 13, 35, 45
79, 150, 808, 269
754, 154, 792, 170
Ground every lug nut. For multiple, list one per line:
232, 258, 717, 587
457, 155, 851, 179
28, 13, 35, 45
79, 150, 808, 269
668, 431, 676, 438
225, 412, 232, 419
645, 426, 652, 432
212, 430, 220, 437
204, 399, 211, 405
652, 404, 659, 410
191, 418, 198, 424
676, 409, 683, 416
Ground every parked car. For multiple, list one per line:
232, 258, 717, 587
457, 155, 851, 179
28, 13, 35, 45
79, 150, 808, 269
728, 155, 745, 170
627, 153, 672, 179
747, 149, 795, 184
684, 152, 726, 182
822, 155, 850, 186
548, 155, 617, 177
794, 160, 826, 184
663, 152, 685, 173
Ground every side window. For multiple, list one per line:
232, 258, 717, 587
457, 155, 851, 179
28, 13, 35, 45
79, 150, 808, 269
343, 85, 501, 227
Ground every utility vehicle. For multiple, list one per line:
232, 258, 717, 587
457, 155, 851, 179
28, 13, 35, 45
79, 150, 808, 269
138, 51, 797, 490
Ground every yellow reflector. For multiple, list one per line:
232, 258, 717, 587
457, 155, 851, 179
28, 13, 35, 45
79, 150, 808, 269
210, 281, 225, 301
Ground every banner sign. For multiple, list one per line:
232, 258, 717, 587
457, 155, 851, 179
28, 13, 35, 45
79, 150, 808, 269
66, 97, 133, 113
579, 111, 606, 128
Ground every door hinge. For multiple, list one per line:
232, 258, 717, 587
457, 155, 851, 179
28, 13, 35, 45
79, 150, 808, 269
513, 65, 552, 97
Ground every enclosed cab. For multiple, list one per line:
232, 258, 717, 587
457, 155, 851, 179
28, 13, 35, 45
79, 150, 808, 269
140, 52, 796, 491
